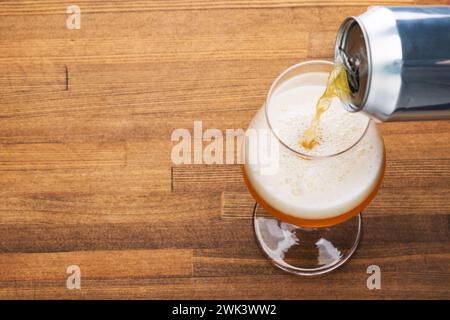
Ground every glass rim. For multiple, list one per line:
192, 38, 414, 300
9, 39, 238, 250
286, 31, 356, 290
264, 59, 371, 160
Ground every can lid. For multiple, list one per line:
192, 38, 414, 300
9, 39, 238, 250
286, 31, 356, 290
335, 18, 370, 112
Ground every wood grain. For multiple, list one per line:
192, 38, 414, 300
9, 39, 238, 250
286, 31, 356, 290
221, 189, 450, 218
0, 0, 449, 299
173, 156, 450, 193
0, 249, 193, 281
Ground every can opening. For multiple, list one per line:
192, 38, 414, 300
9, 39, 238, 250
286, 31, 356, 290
338, 47, 360, 94
335, 18, 370, 112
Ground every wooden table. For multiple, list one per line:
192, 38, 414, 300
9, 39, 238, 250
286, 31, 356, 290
0, 0, 449, 299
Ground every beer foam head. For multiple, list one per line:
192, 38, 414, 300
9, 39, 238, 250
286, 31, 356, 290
244, 71, 385, 220
267, 72, 369, 157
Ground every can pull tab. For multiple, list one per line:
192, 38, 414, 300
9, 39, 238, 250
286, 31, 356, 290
338, 47, 360, 94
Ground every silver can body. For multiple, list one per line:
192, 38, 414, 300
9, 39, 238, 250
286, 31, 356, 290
336, 6, 450, 121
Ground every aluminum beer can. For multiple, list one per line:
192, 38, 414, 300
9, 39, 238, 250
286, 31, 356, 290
335, 6, 450, 121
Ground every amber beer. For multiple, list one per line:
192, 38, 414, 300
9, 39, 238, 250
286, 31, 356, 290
243, 63, 386, 228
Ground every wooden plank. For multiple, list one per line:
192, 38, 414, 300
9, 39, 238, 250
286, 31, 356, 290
0, 142, 126, 170
193, 242, 450, 277
0, 271, 447, 299
221, 189, 450, 219
367, 188, 450, 215
0, 249, 193, 281
0, 218, 256, 253
1, 6, 327, 65
0, 63, 66, 94
0, 140, 172, 195
379, 120, 450, 135
416, 0, 450, 4
173, 157, 450, 193
384, 132, 450, 160
0, 60, 275, 143
1, 65, 448, 145
0, 167, 171, 197
0, 36, 309, 64
0, 2, 414, 16
174, 165, 244, 193
221, 191, 255, 218
0, 203, 445, 254
382, 159, 450, 187
0, 193, 219, 225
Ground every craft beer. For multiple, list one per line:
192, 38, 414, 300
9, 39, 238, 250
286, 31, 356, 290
243, 68, 386, 228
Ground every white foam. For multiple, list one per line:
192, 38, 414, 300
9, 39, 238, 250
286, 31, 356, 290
268, 72, 370, 156
244, 72, 385, 220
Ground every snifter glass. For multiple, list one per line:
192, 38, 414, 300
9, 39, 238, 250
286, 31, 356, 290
243, 60, 386, 275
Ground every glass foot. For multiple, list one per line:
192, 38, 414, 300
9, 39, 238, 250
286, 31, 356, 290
253, 203, 362, 276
